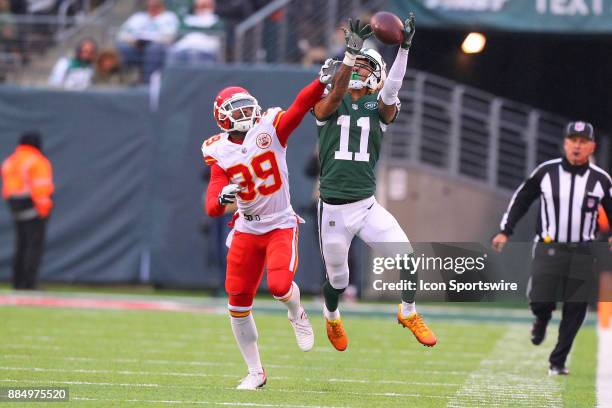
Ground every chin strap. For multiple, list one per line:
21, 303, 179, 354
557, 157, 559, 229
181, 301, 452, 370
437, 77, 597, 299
234, 119, 254, 132
348, 72, 366, 90
348, 81, 365, 90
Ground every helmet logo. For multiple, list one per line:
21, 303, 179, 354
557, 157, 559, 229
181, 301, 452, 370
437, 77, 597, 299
256, 133, 272, 149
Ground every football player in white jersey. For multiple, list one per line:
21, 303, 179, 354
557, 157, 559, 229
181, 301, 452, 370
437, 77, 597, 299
201, 59, 342, 390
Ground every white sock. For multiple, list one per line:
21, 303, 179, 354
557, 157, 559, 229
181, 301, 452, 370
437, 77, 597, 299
324, 304, 340, 321
401, 301, 416, 317
230, 313, 263, 374
275, 281, 302, 319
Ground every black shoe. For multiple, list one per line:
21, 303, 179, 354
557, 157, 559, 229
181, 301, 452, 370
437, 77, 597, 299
531, 317, 550, 345
548, 365, 569, 376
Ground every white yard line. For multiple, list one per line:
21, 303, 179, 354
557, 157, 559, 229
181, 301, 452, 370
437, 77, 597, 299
72, 397, 346, 408
1, 341, 481, 366
0, 342, 487, 364
0, 333, 487, 359
597, 327, 612, 408
327, 378, 459, 387
3, 344, 64, 351
447, 325, 563, 408
0, 365, 460, 386
0, 378, 160, 387
0, 329, 488, 358
0, 366, 209, 377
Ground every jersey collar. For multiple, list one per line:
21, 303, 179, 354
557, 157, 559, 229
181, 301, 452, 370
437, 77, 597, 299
561, 156, 589, 175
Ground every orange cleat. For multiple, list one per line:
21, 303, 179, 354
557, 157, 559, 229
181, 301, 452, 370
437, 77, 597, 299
325, 318, 348, 351
397, 305, 437, 347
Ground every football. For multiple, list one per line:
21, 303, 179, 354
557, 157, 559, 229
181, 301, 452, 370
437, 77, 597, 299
371, 11, 405, 45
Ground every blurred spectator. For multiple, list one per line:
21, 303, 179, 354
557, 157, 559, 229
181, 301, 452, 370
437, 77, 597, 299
183, 0, 222, 29
0, 0, 17, 52
48, 38, 97, 90
167, 0, 224, 65
93, 48, 125, 86
2, 131, 54, 290
116, 0, 179, 83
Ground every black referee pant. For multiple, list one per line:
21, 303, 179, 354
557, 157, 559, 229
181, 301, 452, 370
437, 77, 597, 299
12, 217, 47, 290
529, 243, 596, 368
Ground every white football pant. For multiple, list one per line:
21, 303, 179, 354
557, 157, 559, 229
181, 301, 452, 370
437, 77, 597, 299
317, 196, 412, 289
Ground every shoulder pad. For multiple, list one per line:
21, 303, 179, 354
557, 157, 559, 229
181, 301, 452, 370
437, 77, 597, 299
260, 107, 283, 125
201, 133, 225, 166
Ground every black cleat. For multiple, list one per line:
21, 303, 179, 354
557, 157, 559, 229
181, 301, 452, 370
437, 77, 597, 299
548, 365, 570, 376
531, 317, 550, 345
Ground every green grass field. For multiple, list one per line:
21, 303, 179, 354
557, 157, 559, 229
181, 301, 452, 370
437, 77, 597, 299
0, 294, 597, 407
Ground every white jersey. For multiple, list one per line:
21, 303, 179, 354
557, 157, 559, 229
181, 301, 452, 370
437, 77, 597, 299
202, 107, 299, 234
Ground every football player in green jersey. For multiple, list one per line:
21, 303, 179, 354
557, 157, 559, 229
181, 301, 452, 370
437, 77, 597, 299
313, 14, 437, 351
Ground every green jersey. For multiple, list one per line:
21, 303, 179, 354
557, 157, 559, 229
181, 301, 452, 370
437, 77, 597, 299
317, 92, 387, 201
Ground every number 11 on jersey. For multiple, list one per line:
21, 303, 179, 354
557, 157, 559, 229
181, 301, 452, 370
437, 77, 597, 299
334, 115, 370, 162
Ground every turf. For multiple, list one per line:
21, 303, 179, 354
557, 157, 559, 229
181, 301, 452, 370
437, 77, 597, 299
0, 302, 596, 407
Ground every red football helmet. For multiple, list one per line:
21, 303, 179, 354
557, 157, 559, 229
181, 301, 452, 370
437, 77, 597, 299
213, 86, 261, 133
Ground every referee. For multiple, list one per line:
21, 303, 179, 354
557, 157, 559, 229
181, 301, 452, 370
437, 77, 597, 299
492, 121, 612, 375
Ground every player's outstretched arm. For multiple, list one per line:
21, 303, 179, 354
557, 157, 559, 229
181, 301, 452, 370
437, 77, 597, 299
275, 77, 328, 146
205, 163, 230, 217
314, 18, 372, 120
378, 13, 415, 124
275, 59, 343, 146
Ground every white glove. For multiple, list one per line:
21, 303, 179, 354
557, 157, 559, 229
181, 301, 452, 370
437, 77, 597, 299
319, 58, 341, 84
218, 183, 243, 205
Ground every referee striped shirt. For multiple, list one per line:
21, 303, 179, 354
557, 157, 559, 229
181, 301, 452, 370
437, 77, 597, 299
500, 157, 612, 242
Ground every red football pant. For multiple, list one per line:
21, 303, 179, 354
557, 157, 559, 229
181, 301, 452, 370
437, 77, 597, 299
226, 227, 299, 311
